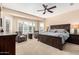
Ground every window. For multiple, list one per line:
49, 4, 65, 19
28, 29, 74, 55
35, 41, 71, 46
5, 20, 10, 32
18, 20, 36, 34
3, 16, 13, 33
18, 22, 23, 32
23, 22, 28, 33
28, 21, 33, 33
39, 22, 45, 32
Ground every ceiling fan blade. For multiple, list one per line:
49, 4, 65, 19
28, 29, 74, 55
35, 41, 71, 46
43, 11, 46, 14
42, 4, 46, 8
48, 10, 53, 13
42, 4, 48, 9
48, 6, 56, 10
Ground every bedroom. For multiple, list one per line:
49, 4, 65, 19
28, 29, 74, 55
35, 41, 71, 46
0, 3, 79, 55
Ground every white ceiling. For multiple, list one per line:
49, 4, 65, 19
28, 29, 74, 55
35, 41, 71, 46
2, 3, 79, 18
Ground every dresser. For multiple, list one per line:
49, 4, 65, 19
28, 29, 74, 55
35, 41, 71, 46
0, 33, 17, 55
68, 34, 79, 45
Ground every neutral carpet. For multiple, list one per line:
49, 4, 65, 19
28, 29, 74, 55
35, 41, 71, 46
16, 39, 79, 55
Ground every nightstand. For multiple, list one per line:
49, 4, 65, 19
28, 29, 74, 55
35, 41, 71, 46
68, 34, 79, 45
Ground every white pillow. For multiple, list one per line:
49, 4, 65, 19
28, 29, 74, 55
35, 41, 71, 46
55, 29, 65, 32
54, 29, 69, 33
48, 29, 56, 32
49, 29, 69, 33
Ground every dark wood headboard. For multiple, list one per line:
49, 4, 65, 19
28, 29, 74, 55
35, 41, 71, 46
50, 24, 70, 33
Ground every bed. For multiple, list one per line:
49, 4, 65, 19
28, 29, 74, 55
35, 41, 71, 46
38, 24, 70, 50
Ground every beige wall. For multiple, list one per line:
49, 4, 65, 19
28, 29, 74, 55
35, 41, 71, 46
45, 9, 79, 33
46, 9, 79, 26
1, 7, 44, 33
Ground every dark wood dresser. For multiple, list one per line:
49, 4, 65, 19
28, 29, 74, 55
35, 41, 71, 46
0, 33, 17, 55
68, 34, 79, 45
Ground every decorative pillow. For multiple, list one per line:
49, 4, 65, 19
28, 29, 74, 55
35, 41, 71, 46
55, 29, 65, 33
48, 29, 56, 33
54, 29, 69, 33
54, 30, 58, 33
49, 29, 69, 33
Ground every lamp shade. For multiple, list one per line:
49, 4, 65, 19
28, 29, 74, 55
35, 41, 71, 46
72, 24, 79, 29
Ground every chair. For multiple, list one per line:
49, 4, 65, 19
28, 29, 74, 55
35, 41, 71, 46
16, 31, 27, 43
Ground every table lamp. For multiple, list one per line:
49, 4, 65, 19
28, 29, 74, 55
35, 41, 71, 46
72, 24, 79, 34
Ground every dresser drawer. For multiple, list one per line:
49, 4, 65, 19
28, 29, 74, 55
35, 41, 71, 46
69, 34, 79, 45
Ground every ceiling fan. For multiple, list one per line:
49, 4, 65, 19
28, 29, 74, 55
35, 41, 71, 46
37, 4, 56, 14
